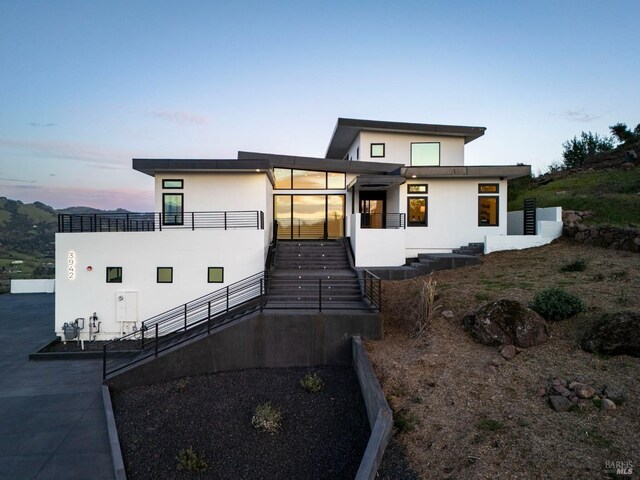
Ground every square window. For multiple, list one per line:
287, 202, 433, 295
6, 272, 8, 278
208, 267, 224, 283
162, 179, 183, 189
411, 143, 440, 166
157, 267, 173, 283
478, 196, 499, 226
370, 143, 385, 158
106, 267, 122, 283
407, 197, 428, 226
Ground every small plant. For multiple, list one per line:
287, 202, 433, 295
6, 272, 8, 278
477, 418, 505, 432
300, 373, 324, 393
411, 275, 440, 339
252, 402, 282, 434
394, 411, 419, 433
529, 287, 586, 321
560, 258, 587, 272
176, 446, 208, 472
475, 291, 490, 302
174, 377, 189, 392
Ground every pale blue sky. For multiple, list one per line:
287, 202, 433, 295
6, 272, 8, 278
1, 0, 638, 210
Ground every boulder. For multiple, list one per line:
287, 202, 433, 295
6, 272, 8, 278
500, 345, 517, 360
580, 311, 640, 357
549, 395, 573, 412
602, 399, 617, 412
572, 383, 596, 399
462, 300, 549, 348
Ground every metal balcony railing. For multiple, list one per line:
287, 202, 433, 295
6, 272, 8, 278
359, 213, 406, 229
58, 211, 264, 233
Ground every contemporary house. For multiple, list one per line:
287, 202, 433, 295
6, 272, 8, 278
55, 118, 562, 342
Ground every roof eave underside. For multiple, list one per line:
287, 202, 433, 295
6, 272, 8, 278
325, 118, 487, 159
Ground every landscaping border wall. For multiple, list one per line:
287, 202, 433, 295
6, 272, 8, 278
563, 222, 640, 252
102, 386, 127, 480
352, 336, 393, 480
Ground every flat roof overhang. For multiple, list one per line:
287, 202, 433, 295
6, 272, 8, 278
132, 158, 277, 183
347, 175, 406, 191
403, 165, 531, 180
325, 117, 487, 159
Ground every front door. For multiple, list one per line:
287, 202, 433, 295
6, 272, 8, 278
359, 191, 386, 228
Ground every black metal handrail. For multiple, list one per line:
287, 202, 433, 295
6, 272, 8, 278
360, 213, 405, 229
276, 217, 327, 239
103, 271, 267, 378
362, 270, 382, 311
59, 210, 265, 233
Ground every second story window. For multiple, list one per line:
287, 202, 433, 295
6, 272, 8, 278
370, 143, 385, 158
162, 179, 183, 189
411, 142, 440, 166
163, 193, 183, 225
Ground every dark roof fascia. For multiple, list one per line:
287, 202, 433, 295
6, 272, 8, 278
325, 117, 487, 159
237, 151, 403, 175
403, 165, 531, 180
132, 158, 275, 184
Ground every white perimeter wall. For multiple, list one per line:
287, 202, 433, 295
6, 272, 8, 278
358, 131, 465, 166
11, 279, 55, 294
402, 178, 507, 255
55, 229, 266, 340
349, 214, 406, 267
488, 207, 563, 254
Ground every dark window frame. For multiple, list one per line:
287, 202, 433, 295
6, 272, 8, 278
156, 267, 173, 283
162, 193, 184, 226
106, 266, 122, 283
162, 179, 184, 189
410, 142, 441, 166
478, 183, 499, 194
370, 143, 385, 158
478, 195, 499, 227
407, 196, 429, 227
273, 193, 346, 239
408, 184, 429, 194
207, 267, 224, 283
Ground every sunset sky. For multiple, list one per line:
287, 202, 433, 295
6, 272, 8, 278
1, 0, 638, 211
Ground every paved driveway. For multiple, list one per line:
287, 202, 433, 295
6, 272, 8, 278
0, 294, 114, 480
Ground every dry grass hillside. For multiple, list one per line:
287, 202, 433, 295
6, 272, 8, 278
367, 239, 640, 479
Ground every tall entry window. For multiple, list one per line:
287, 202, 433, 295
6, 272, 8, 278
163, 193, 183, 225
478, 183, 499, 226
274, 195, 344, 240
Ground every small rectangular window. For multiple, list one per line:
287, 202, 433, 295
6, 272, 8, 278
478, 196, 499, 226
106, 267, 122, 283
356, 147, 360, 160
157, 267, 173, 283
162, 179, 183, 189
479, 183, 499, 193
370, 143, 385, 158
408, 184, 428, 194
327, 172, 346, 189
408, 197, 428, 226
207, 267, 224, 283
411, 142, 440, 166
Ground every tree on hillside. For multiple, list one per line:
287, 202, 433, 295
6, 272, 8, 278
610, 122, 640, 145
562, 131, 615, 169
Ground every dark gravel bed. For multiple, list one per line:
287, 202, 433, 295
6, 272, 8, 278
112, 366, 372, 480
44, 339, 139, 352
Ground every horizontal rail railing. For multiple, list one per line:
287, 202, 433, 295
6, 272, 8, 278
103, 271, 267, 378
360, 213, 405, 229
276, 217, 327, 239
59, 210, 264, 233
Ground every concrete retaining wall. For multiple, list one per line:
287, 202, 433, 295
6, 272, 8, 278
10, 279, 55, 294
105, 311, 382, 391
352, 336, 393, 480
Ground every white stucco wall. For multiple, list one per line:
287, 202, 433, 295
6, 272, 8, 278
402, 178, 508, 255
507, 207, 562, 235
11, 279, 55, 294
358, 131, 465, 166
344, 133, 361, 160
487, 207, 563, 254
55, 229, 266, 340
349, 215, 406, 267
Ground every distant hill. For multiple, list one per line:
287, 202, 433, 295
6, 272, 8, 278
508, 142, 640, 226
0, 197, 130, 258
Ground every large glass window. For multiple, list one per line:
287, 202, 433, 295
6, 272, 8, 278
163, 193, 183, 225
411, 143, 440, 166
273, 168, 346, 190
274, 194, 345, 239
408, 197, 428, 226
478, 196, 499, 226
327, 195, 345, 238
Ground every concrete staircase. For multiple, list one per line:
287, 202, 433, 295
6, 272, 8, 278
408, 243, 483, 275
268, 241, 365, 309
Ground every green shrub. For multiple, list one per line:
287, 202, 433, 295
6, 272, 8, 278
477, 418, 505, 432
176, 446, 208, 472
560, 258, 587, 272
174, 377, 189, 393
530, 287, 585, 321
300, 373, 324, 393
394, 411, 419, 433
252, 402, 282, 434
